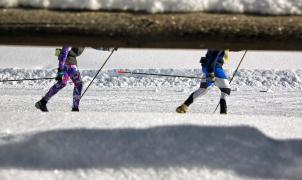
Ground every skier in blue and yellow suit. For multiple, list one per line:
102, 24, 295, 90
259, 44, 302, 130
176, 49, 231, 114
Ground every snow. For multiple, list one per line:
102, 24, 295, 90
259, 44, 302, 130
1, 68, 302, 91
0, 46, 302, 179
0, 0, 302, 15
2, 47, 302, 70
0, 112, 302, 180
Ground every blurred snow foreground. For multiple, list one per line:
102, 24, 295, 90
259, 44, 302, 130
0, 0, 302, 15
0, 112, 302, 180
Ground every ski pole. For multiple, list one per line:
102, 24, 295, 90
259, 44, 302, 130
80, 49, 116, 99
213, 50, 248, 113
0, 77, 55, 83
229, 50, 248, 84
118, 70, 204, 79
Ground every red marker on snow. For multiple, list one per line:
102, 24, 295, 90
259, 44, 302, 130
117, 70, 125, 74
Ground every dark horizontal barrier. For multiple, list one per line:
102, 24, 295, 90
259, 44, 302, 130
0, 9, 302, 50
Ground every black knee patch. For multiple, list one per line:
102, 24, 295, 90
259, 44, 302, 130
220, 88, 231, 95
200, 82, 208, 89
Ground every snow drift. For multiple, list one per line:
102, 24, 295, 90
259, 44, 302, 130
0, 68, 301, 90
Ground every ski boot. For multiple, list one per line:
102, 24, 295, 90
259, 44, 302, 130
72, 107, 79, 112
176, 104, 188, 113
35, 98, 48, 112
220, 99, 227, 114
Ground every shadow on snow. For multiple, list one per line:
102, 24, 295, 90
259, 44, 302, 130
0, 125, 301, 179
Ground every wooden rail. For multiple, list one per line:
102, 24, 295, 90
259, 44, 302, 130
0, 9, 302, 50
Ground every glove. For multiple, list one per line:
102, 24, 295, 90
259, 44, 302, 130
55, 69, 65, 81
109, 47, 118, 51
206, 72, 216, 83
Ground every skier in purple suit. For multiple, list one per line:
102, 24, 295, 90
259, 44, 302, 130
35, 47, 85, 112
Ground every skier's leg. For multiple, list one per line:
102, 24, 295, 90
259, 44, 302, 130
177, 66, 213, 113
214, 67, 231, 114
70, 65, 83, 111
35, 70, 70, 112
176, 80, 211, 113
184, 82, 210, 106
43, 74, 69, 102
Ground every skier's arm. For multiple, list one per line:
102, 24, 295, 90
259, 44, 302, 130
58, 47, 71, 70
91, 47, 118, 51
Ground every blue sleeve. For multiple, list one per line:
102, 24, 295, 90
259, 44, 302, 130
58, 47, 71, 70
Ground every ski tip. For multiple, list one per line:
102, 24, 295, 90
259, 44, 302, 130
117, 70, 125, 74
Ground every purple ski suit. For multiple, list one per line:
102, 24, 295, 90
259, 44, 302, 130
43, 47, 83, 109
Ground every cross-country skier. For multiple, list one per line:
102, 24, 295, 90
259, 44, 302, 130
35, 47, 115, 112
176, 49, 231, 114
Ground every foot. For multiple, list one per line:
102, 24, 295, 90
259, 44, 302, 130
35, 99, 48, 112
72, 107, 79, 112
220, 99, 227, 114
176, 104, 188, 113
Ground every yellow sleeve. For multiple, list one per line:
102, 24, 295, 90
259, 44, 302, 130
224, 49, 230, 63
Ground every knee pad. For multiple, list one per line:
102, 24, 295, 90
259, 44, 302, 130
220, 88, 231, 95
200, 82, 208, 89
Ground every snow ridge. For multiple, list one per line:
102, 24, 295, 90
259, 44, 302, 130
0, 68, 301, 90
0, 0, 302, 15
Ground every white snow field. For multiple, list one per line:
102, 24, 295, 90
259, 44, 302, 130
0, 47, 302, 180
0, 0, 302, 15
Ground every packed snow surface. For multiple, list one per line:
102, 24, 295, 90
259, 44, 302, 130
1, 47, 302, 180
0, 0, 302, 15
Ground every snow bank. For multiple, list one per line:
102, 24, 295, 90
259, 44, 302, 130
0, 112, 302, 180
0, 68, 301, 90
0, 0, 302, 15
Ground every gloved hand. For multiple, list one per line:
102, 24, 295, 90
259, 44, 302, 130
206, 72, 216, 83
55, 69, 65, 81
109, 47, 118, 51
